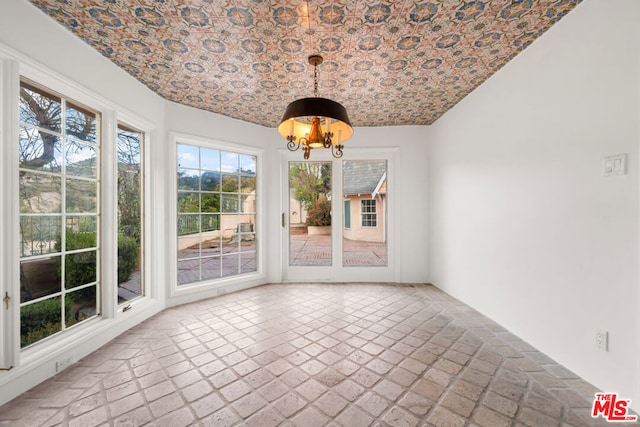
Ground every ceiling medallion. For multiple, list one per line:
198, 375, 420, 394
277, 54, 353, 159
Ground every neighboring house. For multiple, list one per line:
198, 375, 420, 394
343, 161, 386, 243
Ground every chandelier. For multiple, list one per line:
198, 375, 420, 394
278, 54, 353, 159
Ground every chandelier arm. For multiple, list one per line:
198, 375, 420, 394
323, 131, 332, 148
332, 144, 344, 158
287, 136, 300, 152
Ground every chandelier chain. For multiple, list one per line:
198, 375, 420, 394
314, 64, 319, 97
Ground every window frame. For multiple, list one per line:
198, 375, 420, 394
169, 132, 265, 300
361, 198, 378, 228
116, 122, 145, 307
0, 57, 20, 370
17, 78, 102, 349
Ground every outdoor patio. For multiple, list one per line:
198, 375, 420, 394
290, 234, 387, 267
173, 233, 388, 282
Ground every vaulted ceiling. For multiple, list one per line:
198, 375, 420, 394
27, 0, 582, 127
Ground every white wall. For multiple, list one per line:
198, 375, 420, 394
428, 0, 640, 411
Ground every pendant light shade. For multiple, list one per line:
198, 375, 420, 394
277, 98, 354, 143
278, 55, 354, 159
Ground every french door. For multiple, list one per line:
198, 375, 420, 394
281, 149, 396, 282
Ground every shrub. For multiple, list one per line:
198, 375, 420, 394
59, 231, 96, 289
306, 196, 331, 226
20, 297, 62, 347
21, 288, 96, 347
55, 230, 139, 286
118, 234, 138, 284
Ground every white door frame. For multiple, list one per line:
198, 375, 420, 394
280, 147, 399, 283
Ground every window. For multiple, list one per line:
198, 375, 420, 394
19, 81, 100, 348
117, 124, 143, 303
361, 199, 377, 228
177, 144, 257, 285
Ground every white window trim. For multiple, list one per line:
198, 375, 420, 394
109, 116, 156, 316
360, 199, 378, 228
168, 132, 266, 305
0, 57, 20, 372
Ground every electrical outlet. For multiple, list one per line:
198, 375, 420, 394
55, 355, 75, 372
595, 329, 608, 351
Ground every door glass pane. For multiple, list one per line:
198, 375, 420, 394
289, 162, 332, 266
343, 160, 387, 267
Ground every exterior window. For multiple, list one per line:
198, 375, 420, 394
19, 81, 100, 348
177, 144, 256, 285
117, 124, 143, 303
361, 199, 377, 227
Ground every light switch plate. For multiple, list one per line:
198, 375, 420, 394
603, 154, 626, 177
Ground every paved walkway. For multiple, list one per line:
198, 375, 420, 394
118, 271, 142, 303
290, 234, 387, 267
175, 234, 387, 283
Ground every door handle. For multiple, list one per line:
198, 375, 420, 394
282, 213, 285, 228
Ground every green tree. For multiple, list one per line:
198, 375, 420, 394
117, 128, 142, 244
289, 163, 331, 210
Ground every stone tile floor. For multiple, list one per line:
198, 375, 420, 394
0, 283, 635, 426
